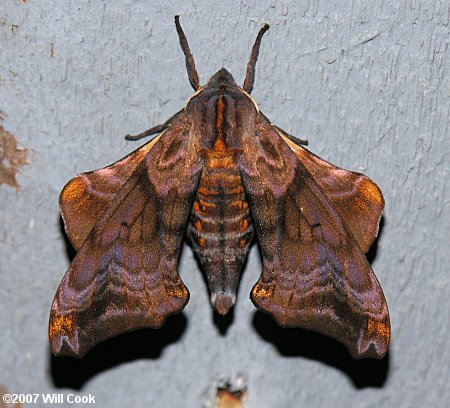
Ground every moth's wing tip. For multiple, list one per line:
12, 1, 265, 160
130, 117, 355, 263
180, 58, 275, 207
351, 341, 389, 360
49, 330, 84, 359
352, 317, 390, 359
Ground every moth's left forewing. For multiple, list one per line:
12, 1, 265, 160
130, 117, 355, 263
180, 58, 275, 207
240, 114, 390, 359
59, 136, 160, 250
50, 117, 203, 357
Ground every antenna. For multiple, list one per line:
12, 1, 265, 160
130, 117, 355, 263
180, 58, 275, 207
243, 23, 270, 94
174, 16, 200, 90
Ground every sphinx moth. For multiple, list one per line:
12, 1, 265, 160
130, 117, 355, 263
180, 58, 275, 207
49, 16, 390, 359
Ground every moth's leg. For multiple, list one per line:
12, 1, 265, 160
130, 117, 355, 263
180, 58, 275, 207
273, 125, 308, 146
125, 110, 184, 141
260, 112, 308, 146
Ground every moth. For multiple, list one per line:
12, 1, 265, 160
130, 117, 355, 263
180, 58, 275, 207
49, 16, 390, 359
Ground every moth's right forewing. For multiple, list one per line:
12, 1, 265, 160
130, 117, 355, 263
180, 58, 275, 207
281, 135, 384, 253
50, 117, 203, 358
240, 114, 390, 359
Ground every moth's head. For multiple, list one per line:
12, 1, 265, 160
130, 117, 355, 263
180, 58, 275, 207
199, 67, 241, 94
174, 15, 269, 95
208, 68, 236, 87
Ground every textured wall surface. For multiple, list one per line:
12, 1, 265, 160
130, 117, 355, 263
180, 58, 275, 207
0, 1, 448, 407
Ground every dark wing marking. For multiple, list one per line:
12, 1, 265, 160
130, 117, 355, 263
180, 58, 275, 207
50, 118, 202, 357
240, 114, 390, 359
60, 137, 160, 250
280, 133, 384, 253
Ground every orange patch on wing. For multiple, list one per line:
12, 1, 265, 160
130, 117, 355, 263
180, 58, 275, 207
252, 283, 274, 299
49, 314, 74, 339
61, 177, 90, 209
167, 286, 188, 299
360, 179, 383, 204
62, 177, 87, 199
367, 319, 390, 341
198, 237, 206, 248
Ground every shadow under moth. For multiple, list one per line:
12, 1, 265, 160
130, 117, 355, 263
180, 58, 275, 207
49, 16, 390, 359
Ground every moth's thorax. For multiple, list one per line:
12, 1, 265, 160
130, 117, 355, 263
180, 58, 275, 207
186, 71, 258, 154
186, 83, 255, 315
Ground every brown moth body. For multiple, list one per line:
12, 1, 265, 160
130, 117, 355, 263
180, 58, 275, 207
50, 16, 390, 360
186, 71, 255, 315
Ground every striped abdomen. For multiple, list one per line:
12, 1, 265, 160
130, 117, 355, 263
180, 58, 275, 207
186, 133, 254, 315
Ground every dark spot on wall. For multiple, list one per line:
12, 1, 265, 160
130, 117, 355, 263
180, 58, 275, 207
214, 381, 247, 408
0, 125, 28, 189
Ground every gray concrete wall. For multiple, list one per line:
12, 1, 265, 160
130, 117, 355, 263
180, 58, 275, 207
0, 1, 448, 407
